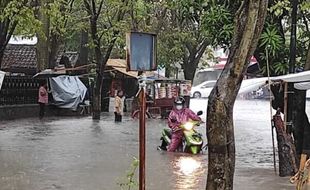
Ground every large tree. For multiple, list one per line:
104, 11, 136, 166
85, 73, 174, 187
83, 0, 129, 119
36, 0, 77, 70
206, 1, 268, 189
36, 0, 51, 71
158, 0, 234, 81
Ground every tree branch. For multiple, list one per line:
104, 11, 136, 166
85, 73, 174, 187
95, 0, 104, 20
301, 11, 309, 33
91, 0, 97, 17
63, 0, 76, 28
0, 22, 3, 36
0, 20, 17, 53
154, 7, 167, 34
83, 0, 92, 15
184, 41, 194, 55
195, 39, 208, 60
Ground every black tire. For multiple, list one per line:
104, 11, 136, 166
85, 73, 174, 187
159, 139, 168, 151
193, 92, 201, 98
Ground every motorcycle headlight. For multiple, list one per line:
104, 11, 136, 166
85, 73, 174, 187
184, 122, 194, 130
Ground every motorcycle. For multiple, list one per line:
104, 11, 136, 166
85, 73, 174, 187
157, 111, 205, 154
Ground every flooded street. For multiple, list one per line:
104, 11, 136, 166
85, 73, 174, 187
0, 99, 305, 189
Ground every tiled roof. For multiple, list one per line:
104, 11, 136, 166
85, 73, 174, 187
1, 44, 37, 72
1, 45, 79, 74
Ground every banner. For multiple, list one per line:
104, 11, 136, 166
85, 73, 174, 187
0, 71, 5, 91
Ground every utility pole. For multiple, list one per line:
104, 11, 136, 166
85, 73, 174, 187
287, 0, 298, 134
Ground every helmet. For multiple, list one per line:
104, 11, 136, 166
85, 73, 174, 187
174, 96, 185, 105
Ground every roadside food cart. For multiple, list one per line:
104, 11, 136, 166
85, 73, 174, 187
131, 79, 192, 119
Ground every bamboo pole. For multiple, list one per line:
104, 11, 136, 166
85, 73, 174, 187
284, 82, 288, 132
297, 154, 308, 190
266, 47, 277, 174
138, 74, 146, 190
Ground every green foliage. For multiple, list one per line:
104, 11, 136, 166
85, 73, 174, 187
47, 0, 70, 37
259, 25, 283, 56
257, 0, 310, 76
82, 0, 132, 57
202, 4, 234, 47
268, 0, 290, 17
0, 0, 41, 38
274, 62, 289, 74
117, 157, 139, 190
155, 0, 235, 77
300, 1, 310, 12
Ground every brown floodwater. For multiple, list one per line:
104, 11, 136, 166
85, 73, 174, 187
0, 99, 307, 189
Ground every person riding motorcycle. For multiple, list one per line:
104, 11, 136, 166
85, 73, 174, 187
167, 96, 202, 152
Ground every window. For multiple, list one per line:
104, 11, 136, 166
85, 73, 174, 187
202, 81, 216, 88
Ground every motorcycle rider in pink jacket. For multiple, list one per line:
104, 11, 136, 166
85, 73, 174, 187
167, 97, 202, 152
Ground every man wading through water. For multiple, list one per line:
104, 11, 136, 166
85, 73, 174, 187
114, 90, 124, 122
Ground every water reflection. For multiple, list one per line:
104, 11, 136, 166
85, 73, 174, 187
170, 154, 207, 190
178, 157, 201, 175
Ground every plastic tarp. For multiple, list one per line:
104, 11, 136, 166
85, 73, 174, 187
239, 77, 268, 94
49, 76, 87, 110
0, 71, 5, 91
238, 71, 310, 94
272, 70, 310, 83
294, 82, 310, 90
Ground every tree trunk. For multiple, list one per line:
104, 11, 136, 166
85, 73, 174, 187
305, 43, 310, 70
36, 0, 50, 71
91, 26, 103, 120
0, 20, 17, 68
273, 111, 298, 176
78, 29, 89, 66
293, 89, 310, 155
206, 1, 268, 189
300, 44, 310, 156
183, 41, 208, 81
92, 73, 103, 119
270, 83, 299, 176
0, 50, 4, 69
183, 58, 198, 81
84, 0, 128, 120
49, 33, 60, 69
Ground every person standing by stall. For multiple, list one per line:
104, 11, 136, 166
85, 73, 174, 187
114, 90, 124, 122
38, 81, 48, 119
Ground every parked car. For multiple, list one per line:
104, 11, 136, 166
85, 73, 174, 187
190, 80, 217, 98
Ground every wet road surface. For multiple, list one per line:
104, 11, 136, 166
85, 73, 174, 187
0, 99, 306, 190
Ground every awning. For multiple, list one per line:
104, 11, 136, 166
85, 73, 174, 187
106, 59, 165, 79
106, 59, 138, 78
272, 70, 310, 83
238, 70, 310, 94
239, 77, 268, 94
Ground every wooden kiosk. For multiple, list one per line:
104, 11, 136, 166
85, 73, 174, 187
131, 79, 192, 119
